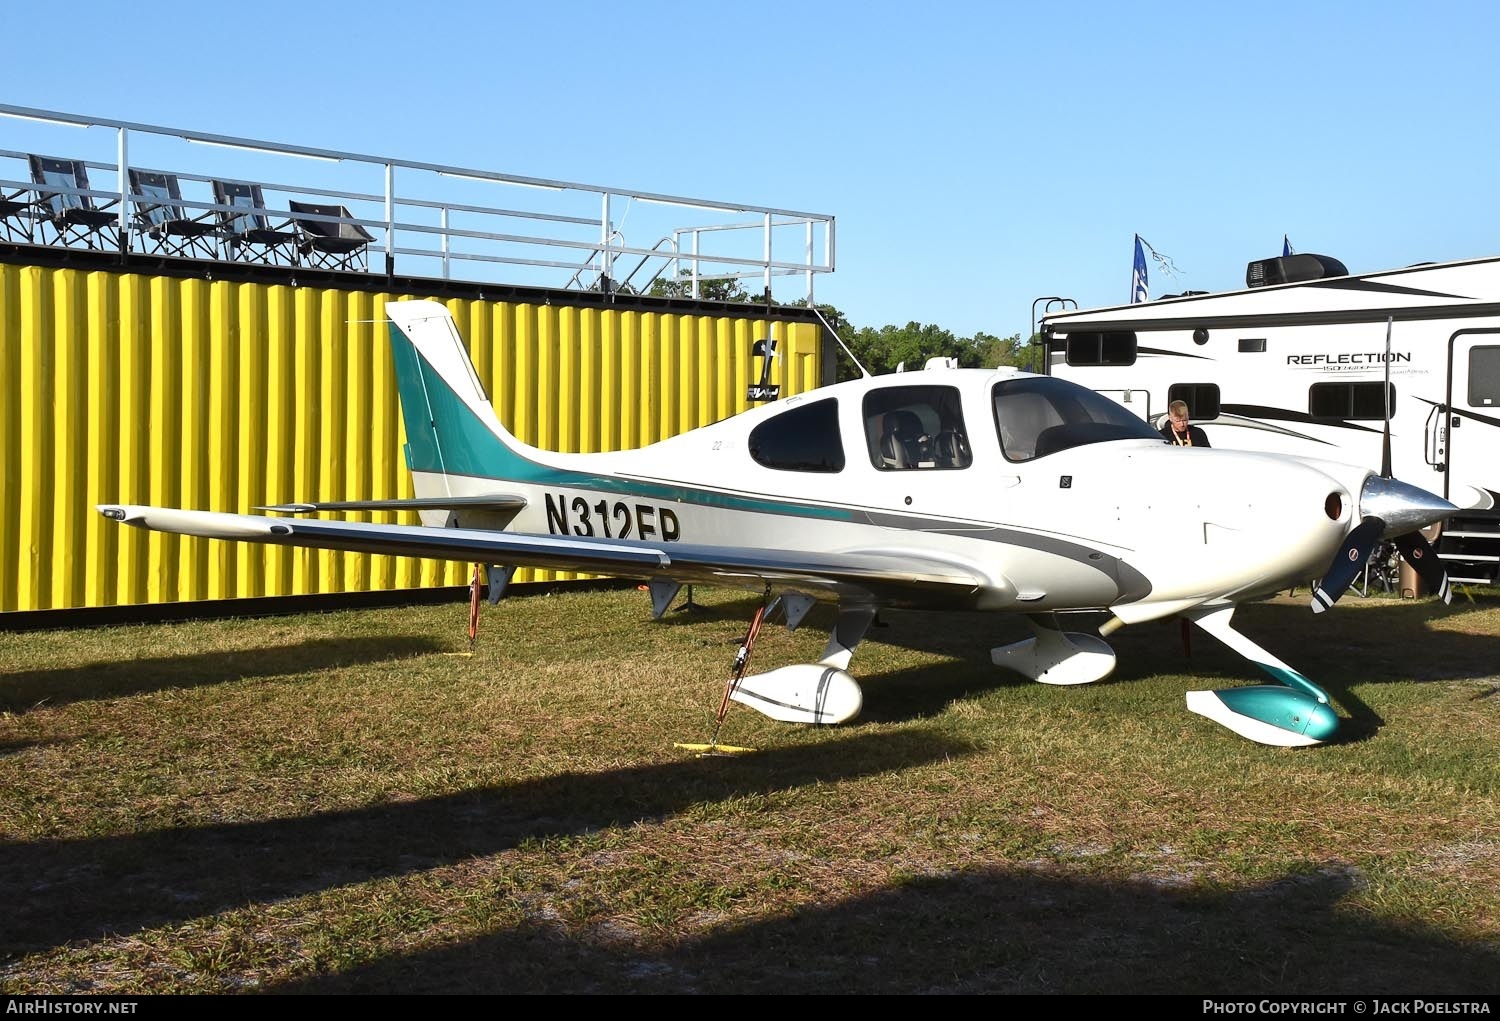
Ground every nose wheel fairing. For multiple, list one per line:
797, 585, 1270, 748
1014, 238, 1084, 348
1185, 687, 1340, 747
1184, 604, 1341, 746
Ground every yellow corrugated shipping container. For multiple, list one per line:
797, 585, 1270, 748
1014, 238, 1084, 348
0, 264, 823, 613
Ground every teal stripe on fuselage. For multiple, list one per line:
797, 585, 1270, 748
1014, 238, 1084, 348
388, 323, 855, 522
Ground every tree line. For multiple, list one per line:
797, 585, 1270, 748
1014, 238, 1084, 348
645, 275, 1043, 380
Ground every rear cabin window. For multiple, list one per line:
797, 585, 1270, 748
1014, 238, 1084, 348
993, 376, 1161, 462
1469, 345, 1500, 406
1167, 383, 1221, 421
1064, 331, 1137, 366
862, 385, 972, 470
748, 398, 844, 472
1309, 382, 1395, 420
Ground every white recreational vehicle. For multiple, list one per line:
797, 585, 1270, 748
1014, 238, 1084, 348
1039, 252, 1500, 587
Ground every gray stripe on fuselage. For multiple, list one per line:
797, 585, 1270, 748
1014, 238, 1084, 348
419, 470, 1156, 604
855, 510, 1154, 603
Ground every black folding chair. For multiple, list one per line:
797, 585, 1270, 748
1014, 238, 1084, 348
288, 200, 375, 271
129, 169, 219, 259
212, 180, 297, 265
29, 154, 121, 251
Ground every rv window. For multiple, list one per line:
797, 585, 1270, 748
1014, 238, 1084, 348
1309, 382, 1395, 420
748, 398, 845, 472
862, 385, 971, 470
1064, 331, 1137, 367
1167, 383, 1221, 421
1469, 345, 1500, 406
1238, 338, 1267, 353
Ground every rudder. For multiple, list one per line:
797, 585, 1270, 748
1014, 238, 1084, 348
383, 299, 544, 484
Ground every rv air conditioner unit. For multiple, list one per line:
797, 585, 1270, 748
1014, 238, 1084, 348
1246, 254, 1349, 288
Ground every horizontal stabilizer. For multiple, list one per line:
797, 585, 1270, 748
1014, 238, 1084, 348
257, 495, 527, 514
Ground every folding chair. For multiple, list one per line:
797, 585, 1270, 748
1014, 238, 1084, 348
29, 154, 121, 251
129, 169, 218, 259
288, 200, 375, 271
212, 180, 297, 265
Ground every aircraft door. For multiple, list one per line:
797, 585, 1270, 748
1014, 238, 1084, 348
1447, 331, 1500, 502
1423, 402, 1445, 471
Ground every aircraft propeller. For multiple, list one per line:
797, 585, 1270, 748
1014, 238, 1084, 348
1309, 517, 1384, 612
1310, 318, 1454, 613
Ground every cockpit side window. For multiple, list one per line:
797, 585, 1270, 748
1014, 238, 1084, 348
862, 385, 971, 471
993, 377, 1161, 462
748, 398, 844, 472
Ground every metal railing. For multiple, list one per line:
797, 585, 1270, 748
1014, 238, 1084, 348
0, 105, 836, 303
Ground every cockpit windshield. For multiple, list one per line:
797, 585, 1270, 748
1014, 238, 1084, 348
993, 377, 1161, 462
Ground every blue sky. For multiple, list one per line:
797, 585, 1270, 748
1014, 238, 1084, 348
4, 1, 1499, 343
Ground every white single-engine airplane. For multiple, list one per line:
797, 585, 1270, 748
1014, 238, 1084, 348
100, 300, 1458, 748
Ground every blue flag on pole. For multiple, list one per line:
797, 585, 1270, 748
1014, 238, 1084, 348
1131, 235, 1148, 303
1283, 234, 1293, 257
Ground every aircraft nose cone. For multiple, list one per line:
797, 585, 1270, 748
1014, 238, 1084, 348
1359, 475, 1457, 537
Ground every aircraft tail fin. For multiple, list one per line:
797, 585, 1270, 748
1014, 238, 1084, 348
383, 299, 544, 487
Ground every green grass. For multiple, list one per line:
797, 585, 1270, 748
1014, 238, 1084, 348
1, 584, 1497, 994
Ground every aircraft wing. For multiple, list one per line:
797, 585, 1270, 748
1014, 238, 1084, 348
98, 505, 987, 607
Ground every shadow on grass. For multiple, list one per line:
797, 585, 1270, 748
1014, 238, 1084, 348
1231, 599, 1500, 684
0, 736, 53, 758
867, 598, 1497, 683
856, 661, 1029, 724
268, 864, 1500, 995
862, 597, 1497, 685
0, 730, 972, 959
806, 597, 1496, 739
0, 636, 445, 713
644, 587, 1495, 710
647, 588, 761, 626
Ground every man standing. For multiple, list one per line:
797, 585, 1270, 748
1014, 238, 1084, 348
1160, 400, 1210, 447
